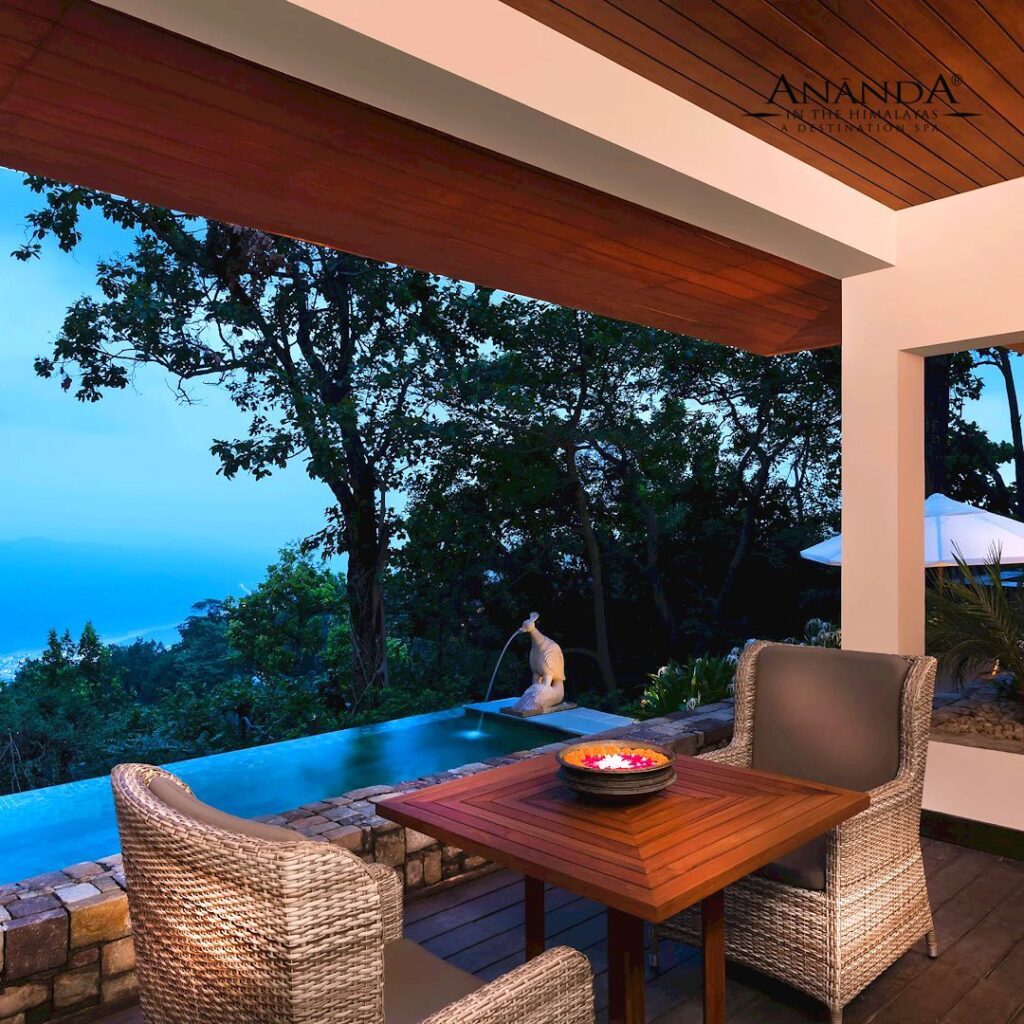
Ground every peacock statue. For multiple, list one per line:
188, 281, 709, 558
509, 612, 567, 715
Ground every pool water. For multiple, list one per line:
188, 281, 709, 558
0, 708, 558, 885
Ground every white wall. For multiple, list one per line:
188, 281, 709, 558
924, 741, 1024, 831
842, 182, 1024, 828
841, 177, 1024, 658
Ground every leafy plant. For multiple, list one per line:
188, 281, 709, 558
803, 618, 842, 648
636, 662, 691, 719
635, 653, 734, 719
779, 617, 841, 649
926, 551, 1024, 699
684, 653, 736, 704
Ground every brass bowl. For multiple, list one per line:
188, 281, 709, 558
556, 741, 677, 802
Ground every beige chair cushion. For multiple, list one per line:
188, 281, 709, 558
384, 938, 483, 1024
749, 645, 909, 892
149, 775, 304, 844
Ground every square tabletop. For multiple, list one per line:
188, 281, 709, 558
377, 752, 869, 922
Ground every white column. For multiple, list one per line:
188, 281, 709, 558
840, 333, 924, 655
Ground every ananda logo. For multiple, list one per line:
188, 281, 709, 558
767, 73, 960, 108
744, 73, 980, 133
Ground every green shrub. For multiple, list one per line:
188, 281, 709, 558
782, 617, 841, 649
635, 653, 734, 719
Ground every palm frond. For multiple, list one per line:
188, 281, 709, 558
926, 548, 1024, 697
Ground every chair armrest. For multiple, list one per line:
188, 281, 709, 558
860, 773, 914, 812
421, 946, 594, 1024
366, 862, 403, 943
696, 742, 749, 768
831, 770, 924, 890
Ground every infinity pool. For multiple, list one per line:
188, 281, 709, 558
0, 708, 558, 885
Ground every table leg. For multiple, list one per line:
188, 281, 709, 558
607, 908, 645, 1024
702, 889, 726, 1024
525, 876, 545, 960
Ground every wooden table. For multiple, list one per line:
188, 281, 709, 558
377, 753, 868, 1024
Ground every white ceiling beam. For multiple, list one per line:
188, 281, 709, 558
97, 0, 895, 279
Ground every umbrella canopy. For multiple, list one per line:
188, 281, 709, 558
801, 493, 1024, 568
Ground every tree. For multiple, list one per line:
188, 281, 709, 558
590, 397, 715, 650
14, 178, 477, 707
662, 343, 841, 629
75, 622, 106, 691
925, 354, 952, 495
161, 552, 353, 746
108, 638, 176, 704
0, 624, 143, 792
171, 600, 240, 692
227, 547, 349, 705
923, 350, 1012, 508
404, 301, 843, 689
975, 347, 1024, 516
946, 420, 1013, 512
440, 300, 668, 691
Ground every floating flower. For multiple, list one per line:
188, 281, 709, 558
583, 753, 655, 770
563, 743, 669, 771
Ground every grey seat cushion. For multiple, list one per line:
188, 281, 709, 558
384, 938, 484, 1023
749, 645, 910, 891
149, 775, 305, 844
757, 834, 827, 891
751, 645, 908, 791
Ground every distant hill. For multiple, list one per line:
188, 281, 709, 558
0, 537, 278, 661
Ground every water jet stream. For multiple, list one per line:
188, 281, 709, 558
475, 627, 523, 732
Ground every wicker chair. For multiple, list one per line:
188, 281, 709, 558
111, 763, 595, 1024
651, 641, 938, 1024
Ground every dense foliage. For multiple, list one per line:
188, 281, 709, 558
634, 653, 736, 719
0, 550, 497, 794
6, 176, 1022, 795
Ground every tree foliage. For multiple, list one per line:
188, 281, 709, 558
14, 177, 479, 708
11, 176, 1024, 796
0, 626, 147, 792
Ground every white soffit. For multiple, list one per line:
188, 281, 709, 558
96, 0, 896, 278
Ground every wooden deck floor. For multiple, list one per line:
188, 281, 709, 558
101, 838, 1024, 1023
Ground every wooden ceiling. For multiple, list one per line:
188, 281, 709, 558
0, 0, 839, 356
501, 0, 1024, 210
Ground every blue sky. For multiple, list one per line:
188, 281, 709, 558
0, 167, 329, 554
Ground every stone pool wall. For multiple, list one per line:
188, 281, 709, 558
0, 703, 734, 1024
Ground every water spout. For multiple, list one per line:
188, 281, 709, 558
476, 627, 523, 731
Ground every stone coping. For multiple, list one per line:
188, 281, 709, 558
0, 702, 735, 1024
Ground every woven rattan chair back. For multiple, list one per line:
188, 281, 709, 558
112, 763, 386, 1024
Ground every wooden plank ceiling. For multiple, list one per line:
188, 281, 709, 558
0, 0, 839, 355
501, 0, 1024, 210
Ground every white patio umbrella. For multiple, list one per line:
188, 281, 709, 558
801, 492, 1024, 568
